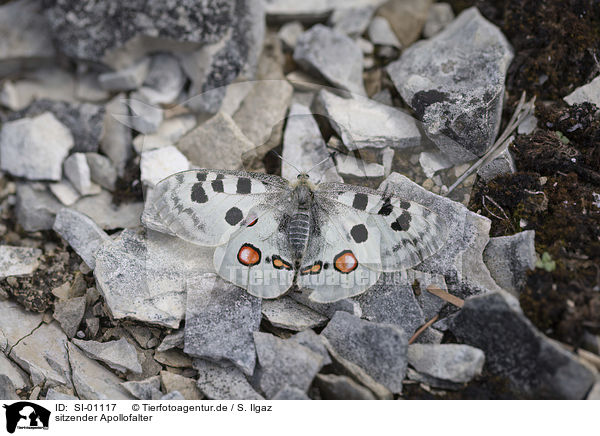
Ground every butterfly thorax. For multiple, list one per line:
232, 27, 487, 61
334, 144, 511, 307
287, 180, 314, 260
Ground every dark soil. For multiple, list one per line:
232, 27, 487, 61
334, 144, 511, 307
449, 0, 600, 100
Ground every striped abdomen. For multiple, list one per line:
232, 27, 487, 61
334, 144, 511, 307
288, 210, 311, 258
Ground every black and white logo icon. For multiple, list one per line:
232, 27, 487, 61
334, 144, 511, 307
2, 402, 50, 433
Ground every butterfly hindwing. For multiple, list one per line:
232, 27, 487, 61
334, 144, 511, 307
142, 169, 290, 246
297, 197, 383, 303
213, 205, 295, 299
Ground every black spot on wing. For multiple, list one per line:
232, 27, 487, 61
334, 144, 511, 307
216, 174, 225, 180
352, 193, 368, 211
399, 200, 411, 210
391, 211, 412, 232
237, 177, 251, 194
191, 183, 208, 203
211, 180, 224, 193
196, 173, 207, 182
350, 224, 368, 243
225, 207, 243, 225
378, 198, 393, 216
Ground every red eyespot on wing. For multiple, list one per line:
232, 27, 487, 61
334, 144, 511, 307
300, 261, 323, 275
237, 244, 261, 266
272, 255, 292, 270
334, 250, 358, 274
247, 217, 258, 227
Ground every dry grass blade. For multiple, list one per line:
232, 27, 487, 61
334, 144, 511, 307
426, 285, 465, 308
445, 91, 536, 196
409, 314, 440, 345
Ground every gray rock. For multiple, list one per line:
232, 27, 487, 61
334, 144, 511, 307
387, 7, 513, 163
272, 385, 311, 400
232, 79, 293, 158
161, 370, 203, 400
160, 391, 185, 400
9, 99, 105, 154
139, 53, 186, 105
587, 382, 600, 400
407, 344, 485, 383
67, 342, 134, 400
335, 153, 385, 179
75, 73, 110, 103
157, 330, 185, 352
254, 332, 324, 398
450, 291, 596, 399
315, 373, 376, 400
124, 326, 154, 349
133, 115, 197, 153
49, 181, 80, 206
314, 90, 421, 150
180, 0, 265, 114
194, 358, 264, 400
265, 0, 386, 22
15, 183, 63, 231
53, 296, 86, 339
294, 24, 365, 95
278, 22, 304, 51
0, 375, 18, 400
419, 150, 454, 178
9, 322, 71, 388
0, 68, 77, 111
289, 289, 362, 319
85, 153, 118, 191
477, 145, 516, 182
72, 337, 142, 374
45, 388, 78, 400
121, 376, 162, 400
321, 335, 392, 399
63, 153, 102, 196
564, 74, 600, 107
483, 230, 536, 295
0, 353, 30, 390
321, 311, 408, 394
355, 273, 425, 336
413, 327, 444, 344
100, 94, 133, 176
140, 146, 190, 188
282, 102, 341, 182
0, 0, 55, 76
98, 58, 151, 91
94, 230, 193, 328
0, 246, 41, 279
184, 274, 261, 376
262, 297, 329, 331
517, 113, 537, 135
127, 93, 163, 134
0, 112, 73, 181
328, 6, 375, 37
177, 111, 254, 170
377, 0, 432, 47
154, 350, 192, 369
44, 0, 235, 68
289, 329, 332, 366
72, 190, 143, 230
368, 16, 401, 48
423, 2, 455, 38
381, 172, 502, 300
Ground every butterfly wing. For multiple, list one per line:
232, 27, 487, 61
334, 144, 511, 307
297, 197, 383, 303
314, 182, 448, 272
142, 169, 290, 247
214, 204, 295, 299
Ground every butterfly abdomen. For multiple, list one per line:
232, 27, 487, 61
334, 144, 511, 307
288, 210, 311, 258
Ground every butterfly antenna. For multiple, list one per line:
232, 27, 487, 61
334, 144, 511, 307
270, 150, 303, 175
307, 152, 336, 176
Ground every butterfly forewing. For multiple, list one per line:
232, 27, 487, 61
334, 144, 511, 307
142, 169, 290, 247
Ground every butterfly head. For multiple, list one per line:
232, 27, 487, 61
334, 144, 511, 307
296, 172, 310, 181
